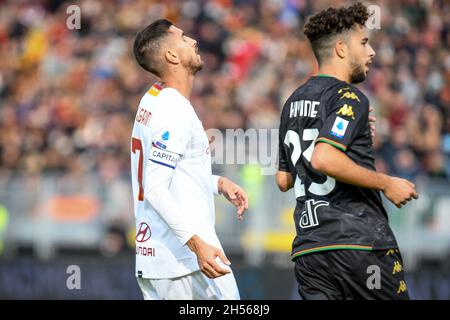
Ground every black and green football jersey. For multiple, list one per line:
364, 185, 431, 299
278, 75, 399, 260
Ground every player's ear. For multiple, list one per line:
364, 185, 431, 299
165, 49, 179, 65
335, 40, 347, 59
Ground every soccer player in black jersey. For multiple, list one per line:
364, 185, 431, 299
276, 2, 418, 300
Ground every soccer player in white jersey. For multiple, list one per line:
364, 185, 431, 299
130, 19, 248, 300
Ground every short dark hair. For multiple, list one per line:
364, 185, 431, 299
304, 2, 371, 65
133, 19, 173, 77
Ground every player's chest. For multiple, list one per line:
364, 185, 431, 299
184, 119, 211, 161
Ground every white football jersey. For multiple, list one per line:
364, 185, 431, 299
130, 83, 223, 279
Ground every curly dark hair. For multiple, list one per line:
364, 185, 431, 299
304, 2, 372, 65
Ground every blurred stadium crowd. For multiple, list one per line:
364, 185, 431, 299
0, 0, 449, 182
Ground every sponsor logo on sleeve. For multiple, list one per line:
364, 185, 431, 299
331, 116, 349, 138
154, 141, 167, 150
153, 131, 170, 150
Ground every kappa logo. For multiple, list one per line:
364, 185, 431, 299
336, 104, 355, 120
338, 87, 351, 94
386, 249, 399, 255
397, 280, 407, 294
340, 91, 361, 102
392, 261, 403, 274
136, 222, 152, 242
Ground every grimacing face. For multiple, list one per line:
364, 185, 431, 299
347, 25, 376, 84
167, 25, 203, 75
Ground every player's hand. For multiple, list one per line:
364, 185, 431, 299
369, 106, 376, 138
218, 177, 249, 221
381, 175, 418, 208
187, 235, 231, 279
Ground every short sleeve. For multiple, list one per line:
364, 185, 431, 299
277, 103, 291, 172
316, 86, 369, 152
278, 126, 290, 172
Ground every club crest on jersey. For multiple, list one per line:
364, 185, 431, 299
336, 104, 355, 120
331, 117, 349, 138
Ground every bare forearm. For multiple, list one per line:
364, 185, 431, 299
311, 142, 388, 191
276, 171, 294, 192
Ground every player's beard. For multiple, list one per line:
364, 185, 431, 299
185, 56, 203, 75
349, 59, 366, 84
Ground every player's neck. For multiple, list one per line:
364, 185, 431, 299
317, 64, 351, 83
161, 72, 195, 100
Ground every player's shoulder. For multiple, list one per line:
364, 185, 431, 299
281, 76, 339, 113
328, 82, 369, 106
142, 84, 192, 117
283, 76, 345, 102
158, 87, 190, 106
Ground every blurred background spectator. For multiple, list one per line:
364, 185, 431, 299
1, 0, 449, 183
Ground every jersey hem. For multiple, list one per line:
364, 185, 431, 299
135, 268, 200, 280
291, 243, 400, 260
291, 244, 373, 260
135, 261, 200, 279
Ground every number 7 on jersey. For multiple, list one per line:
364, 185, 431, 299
132, 137, 144, 201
